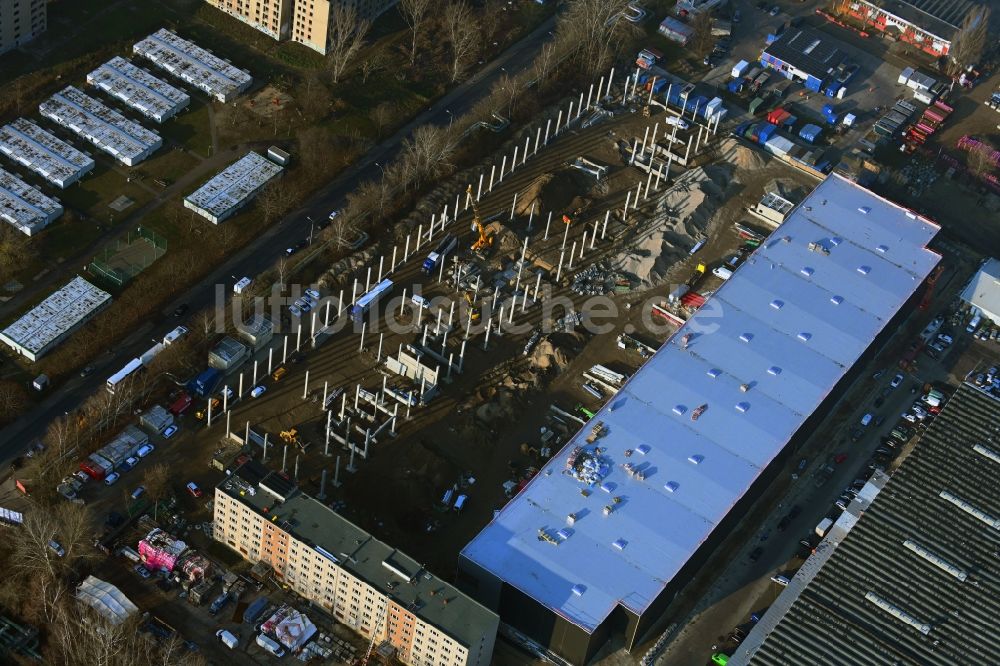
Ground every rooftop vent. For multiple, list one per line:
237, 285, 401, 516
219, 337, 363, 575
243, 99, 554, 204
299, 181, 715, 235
673, 405, 686, 416
857, 265, 871, 275
972, 443, 1000, 465
664, 481, 679, 493
739, 332, 753, 343
807, 242, 829, 256
830, 295, 843, 305
864, 592, 931, 635
801, 267, 814, 277
768, 366, 782, 376
797, 332, 812, 342
707, 368, 721, 379
612, 538, 627, 550
770, 300, 784, 310
902, 539, 968, 582
636, 444, 651, 455
600, 481, 615, 493
830, 237, 843, 246
557, 528, 573, 540
688, 454, 704, 465
566, 513, 577, 525
939, 490, 1000, 528
858, 206, 871, 214
571, 584, 586, 596
877, 244, 889, 253
735, 402, 750, 413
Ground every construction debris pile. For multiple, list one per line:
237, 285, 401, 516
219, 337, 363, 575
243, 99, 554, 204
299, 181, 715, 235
260, 605, 317, 651
565, 444, 611, 486
516, 170, 592, 217
570, 261, 632, 295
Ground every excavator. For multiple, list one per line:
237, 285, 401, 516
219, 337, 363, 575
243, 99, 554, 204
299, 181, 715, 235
463, 290, 482, 322
467, 184, 494, 256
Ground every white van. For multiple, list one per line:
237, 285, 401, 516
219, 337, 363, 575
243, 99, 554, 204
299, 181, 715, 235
860, 413, 873, 427
217, 630, 239, 649
712, 266, 733, 281
967, 312, 982, 333
119, 546, 141, 563
234, 277, 253, 295
256, 633, 286, 657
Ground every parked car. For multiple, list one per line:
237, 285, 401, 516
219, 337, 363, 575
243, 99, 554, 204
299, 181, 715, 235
48, 540, 65, 557
134, 564, 152, 579
79, 365, 95, 378
186, 482, 203, 498
173, 304, 189, 318
105, 472, 121, 486
118, 457, 137, 472
305, 288, 321, 301
285, 247, 298, 256
251, 385, 267, 398
136, 444, 154, 458
163, 425, 178, 439
131, 486, 145, 500
770, 574, 790, 586
890, 373, 904, 388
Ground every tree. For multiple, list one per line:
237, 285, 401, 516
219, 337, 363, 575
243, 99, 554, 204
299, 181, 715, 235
400, 0, 433, 65
966, 140, 995, 180
371, 101, 395, 138
949, 5, 990, 73
325, 3, 371, 83
0, 222, 36, 284
360, 52, 385, 84
691, 11, 714, 58
142, 463, 171, 519
531, 42, 559, 88
556, 0, 633, 76
399, 124, 457, 189
296, 71, 331, 120
444, 1, 479, 82
0, 379, 28, 424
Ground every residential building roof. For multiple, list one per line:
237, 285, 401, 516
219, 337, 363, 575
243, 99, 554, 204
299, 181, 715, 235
460, 175, 941, 633
86, 56, 190, 122
133, 29, 252, 102
865, 0, 979, 41
737, 383, 1000, 665
0, 118, 95, 187
184, 152, 282, 221
220, 462, 498, 650
0, 166, 63, 234
0, 276, 110, 357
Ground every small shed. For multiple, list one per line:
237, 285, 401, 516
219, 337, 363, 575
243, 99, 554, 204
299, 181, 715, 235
139, 405, 174, 434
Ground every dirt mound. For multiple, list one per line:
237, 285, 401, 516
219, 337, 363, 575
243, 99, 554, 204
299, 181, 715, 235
389, 438, 459, 489
530, 339, 570, 370
718, 138, 768, 171
516, 170, 589, 216
611, 165, 734, 287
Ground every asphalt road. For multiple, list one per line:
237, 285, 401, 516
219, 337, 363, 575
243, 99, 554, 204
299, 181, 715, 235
0, 14, 558, 464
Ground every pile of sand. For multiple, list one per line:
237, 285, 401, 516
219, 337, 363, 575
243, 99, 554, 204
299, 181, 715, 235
530, 339, 570, 370
516, 170, 589, 216
611, 165, 733, 287
718, 138, 768, 172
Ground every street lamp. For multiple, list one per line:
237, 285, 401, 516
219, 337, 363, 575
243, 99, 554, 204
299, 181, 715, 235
374, 161, 386, 178
307, 216, 314, 245
445, 109, 454, 129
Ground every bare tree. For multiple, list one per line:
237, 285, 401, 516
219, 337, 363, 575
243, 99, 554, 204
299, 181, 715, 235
966, 140, 996, 179
13, 504, 96, 584
444, 1, 479, 82
296, 71, 331, 120
0, 379, 28, 424
400, 0, 433, 65
360, 52, 385, 84
399, 124, 458, 188
0, 223, 36, 283
691, 11, 714, 58
257, 181, 294, 224
371, 101, 395, 138
325, 3, 371, 83
949, 5, 990, 73
556, 0, 633, 76
531, 42, 560, 87
142, 463, 171, 519
276, 257, 289, 287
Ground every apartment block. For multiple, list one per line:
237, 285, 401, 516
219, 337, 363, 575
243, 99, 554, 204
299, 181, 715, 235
204, 0, 398, 55
0, 0, 46, 56
214, 461, 498, 666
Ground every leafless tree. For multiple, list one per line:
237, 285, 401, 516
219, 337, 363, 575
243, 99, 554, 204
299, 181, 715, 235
966, 140, 996, 179
691, 11, 714, 58
142, 463, 171, 519
0, 223, 35, 283
296, 71, 331, 120
531, 42, 560, 87
257, 181, 293, 224
556, 0, 633, 76
949, 5, 990, 73
276, 257, 289, 287
360, 52, 385, 84
399, 124, 458, 188
13, 504, 95, 584
0, 379, 28, 424
400, 0, 433, 65
444, 1, 479, 82
371, 101, 395, 138
480, 0, 506, 48
325, 3, 371, 83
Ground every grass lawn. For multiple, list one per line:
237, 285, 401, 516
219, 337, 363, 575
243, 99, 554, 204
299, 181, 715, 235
160, 104, 214, 157
139, 147, 202, 185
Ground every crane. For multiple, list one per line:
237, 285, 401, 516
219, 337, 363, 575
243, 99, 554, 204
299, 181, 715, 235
467, 185, 494, 255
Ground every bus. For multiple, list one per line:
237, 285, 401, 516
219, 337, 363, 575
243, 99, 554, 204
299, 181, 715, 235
351, 279, 393, 322
106, 358, 143, 394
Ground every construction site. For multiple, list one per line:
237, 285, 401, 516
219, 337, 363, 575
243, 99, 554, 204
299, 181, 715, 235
196, 69, 823, 589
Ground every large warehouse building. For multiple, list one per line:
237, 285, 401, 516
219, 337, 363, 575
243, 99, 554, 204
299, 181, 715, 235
86, 56, 191, 123
0, 276, 111, 362
0, 166, 63, 236
184, 151, 282, 224
836, 0, 980, 57
732, 382, 1000, 664
215, 461, 499, 666
0, 118, 95, 188
39, 86, 162, 166
133, 29, 253, 103
458, 175, 942, 664
960, 256, 1000, 325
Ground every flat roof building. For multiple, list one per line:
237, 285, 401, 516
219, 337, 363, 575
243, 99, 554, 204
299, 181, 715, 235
960, 257, 1000, 325
458, 175, 941, 664
0, 276, 112, 362
839, 0, 980, 56
184, 152, 282, 224
0, 166, 63, 236
215, 461, 498, 666
86, 57, 191, 123
732, 382, 1000, 664
237, 314, 273, 351
208, 335, 248, 371
0, 0, 47, 56
39, 86, 162, 166
0, 118, 95, 188
761, 27, 849, 92
133, 29, 253, 103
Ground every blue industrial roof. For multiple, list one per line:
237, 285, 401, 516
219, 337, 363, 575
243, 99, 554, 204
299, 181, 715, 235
460, 175, 940, 633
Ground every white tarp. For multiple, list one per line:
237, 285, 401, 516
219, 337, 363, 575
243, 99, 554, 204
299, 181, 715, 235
76, 576, 138, 625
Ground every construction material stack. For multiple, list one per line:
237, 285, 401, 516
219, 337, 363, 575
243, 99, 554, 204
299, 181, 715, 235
903, 100, 953, 152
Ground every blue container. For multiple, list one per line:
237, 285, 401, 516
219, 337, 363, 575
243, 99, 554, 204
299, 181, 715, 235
822, 104, 834, 116
799, 123, 821, 143
758, 124, 777, 143
652, 79, 668, 94
638, 73, 650, 85
805, 75, 823, 92
728, 79, 741, 94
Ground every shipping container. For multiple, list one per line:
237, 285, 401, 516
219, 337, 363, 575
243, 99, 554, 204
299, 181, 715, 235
731, 60, 750, 79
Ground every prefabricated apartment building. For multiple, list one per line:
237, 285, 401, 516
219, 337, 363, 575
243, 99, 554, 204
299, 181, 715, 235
86, 56, 191, 124
0, 118, 95, 188
184, 151, 282, 224
39, 86, 162, 166
133, 28, 253, 103
0, 166, 63, 236
458, 175, 942, 664
0, 276, 111, 362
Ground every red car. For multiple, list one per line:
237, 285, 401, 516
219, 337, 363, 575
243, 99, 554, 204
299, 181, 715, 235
186, 482, 203, 498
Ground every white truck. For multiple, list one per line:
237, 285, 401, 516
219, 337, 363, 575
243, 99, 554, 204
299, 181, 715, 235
815, 517, 834, 538
216, 629, 239, 649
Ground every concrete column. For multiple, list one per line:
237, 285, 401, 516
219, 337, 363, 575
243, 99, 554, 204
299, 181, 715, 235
568, 241, 576, 270
365, 266, 372, 293
544, 118, 551, 145
544, 211, 553, 240
226, 410, 231, 439
568, 101, 574, 125
562, 215, 571, 250
238, 373, 243, 398
359, 322, 366, 352
252, 360, 258, 386
523, 135, 530, 164
534, 271, 542, 300
333, 456, 341, 487
303, 370, 310, 399
283, 335, 288, 364
207, 398, 213, 427
338, 289, 344, 318
268, 348, 273, 374
527, 203, 535, 232
489, 165, 496, 192
534, 127, 541, 155
296, 322, 302, 352
500, 155, 507, 182
325, 301, 331, 327
510, 193, 518, 221
556, 250, 565, 282
579, 232, 587, 261
416, 224, 423, 252
310, 311, 317, 340
390, 246, 397, 273
477, 173, 484, 201
644, 167, 653, 199
403, 235, 410, 262
223, 386, 229, 413
578, 92, 584, 118
377, 332, 383, 362
641, 126, 650, 155
601, 210, 610, 239
555, 110, 563, 135
591, 221, 598, 249
351, 279, 358, 306
483, 318, 492, 350
630, 140, 638, 165
323, 381, 328, 408
512, 147, 519, 172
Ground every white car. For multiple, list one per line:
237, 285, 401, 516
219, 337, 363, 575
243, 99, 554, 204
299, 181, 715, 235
163, 425, 178, 439
251, 385, 267, 398
328, 210, 341, 221
136, 444, 154, 458
901, 412, 918, 423
305, 288, 321, 301
889, 373, 904, 388
105, 472, 121, 486
665, 116, 689, 130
